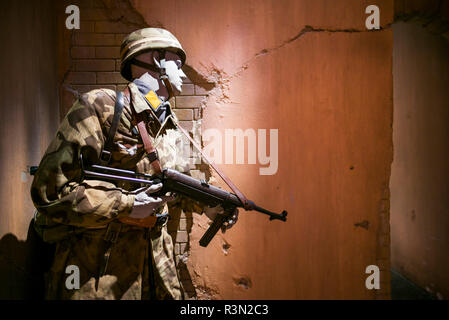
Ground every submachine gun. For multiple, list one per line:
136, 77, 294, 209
31, 160, 287, 247
76, 158, 287, 247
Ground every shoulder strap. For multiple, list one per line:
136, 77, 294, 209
99, 91, 124, 165
127, 88, 162, 174
174, 120, 254, 210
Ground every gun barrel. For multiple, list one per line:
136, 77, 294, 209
163, 169, 287, 221
250, 201, 288, 221
81, 166, 287, 223
83, 169, 156, 185
91, 164, 155, 180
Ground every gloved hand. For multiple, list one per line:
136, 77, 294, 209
129, 183, 175, 219
203, 205, 239, 232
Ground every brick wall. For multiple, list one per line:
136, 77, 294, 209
58, 0, 214, 299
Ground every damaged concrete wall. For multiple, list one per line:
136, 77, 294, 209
132, 0, 394, 299
391, 22, 449, 300
0, 0, 59, 298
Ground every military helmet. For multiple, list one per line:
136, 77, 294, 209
120, 28, 186, 81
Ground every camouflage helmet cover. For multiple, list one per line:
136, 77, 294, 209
120, 28, 186, 81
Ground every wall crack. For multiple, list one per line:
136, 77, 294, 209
233, 24, 392, 79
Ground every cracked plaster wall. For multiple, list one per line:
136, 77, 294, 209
132, 0, 394, 299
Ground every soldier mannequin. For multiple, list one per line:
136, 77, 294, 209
31, 28, 237, 300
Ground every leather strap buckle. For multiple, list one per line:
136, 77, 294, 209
147, 150, 159, 163
99, 150, 112, 164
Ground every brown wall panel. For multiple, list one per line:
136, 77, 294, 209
391, 22, 449, 300
0, 0, 59, 298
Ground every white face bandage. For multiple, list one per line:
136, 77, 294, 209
138, 72, 160, 92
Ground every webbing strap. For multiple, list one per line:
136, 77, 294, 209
126, 87, 162, 174
106, 92, 124, 151
100, 91, 124, 165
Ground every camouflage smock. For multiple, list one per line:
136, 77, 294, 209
30, 83, 201, 300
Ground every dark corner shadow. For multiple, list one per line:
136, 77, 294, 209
0, 220, 55, 300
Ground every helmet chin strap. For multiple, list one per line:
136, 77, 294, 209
131, 50, 175, 100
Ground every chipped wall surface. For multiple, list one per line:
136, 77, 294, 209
391, 22, 449, 300
133, 0, 394, 299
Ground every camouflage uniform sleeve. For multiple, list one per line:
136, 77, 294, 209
30, 93, 135, 228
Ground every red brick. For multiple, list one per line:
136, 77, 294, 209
115, 34, 128, 45
115, 60, 121, 71
74, 33, 116, 46
178, 121, 194, 132
71, 47, 95, 59
180, 84, 195, 95
80, 20, 95, 33
193, 109, 201, 120
66, 72, 96, 84
195, 84, 213, 95
97, 72, 127, 84
183, 76, 192, 84
169, 97, 176, 108
74, 59, 116, 71
95, 21, 137, 34
74, 0, 104, 8
189, 170, 206, 181
95, 47, 120, 59
117, 84, 128, 91
175, 96, 205, 109
175, 231, 188, 243
71, 84, 116, 94
174, 109, 193, 121
179, 219, 187, 231
80, 8, 122, 21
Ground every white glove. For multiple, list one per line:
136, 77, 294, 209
130, 183, 174, 219
203, 205, 239, 232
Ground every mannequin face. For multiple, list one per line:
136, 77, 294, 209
130, 50, 186, 98
159, 51, 187, 95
